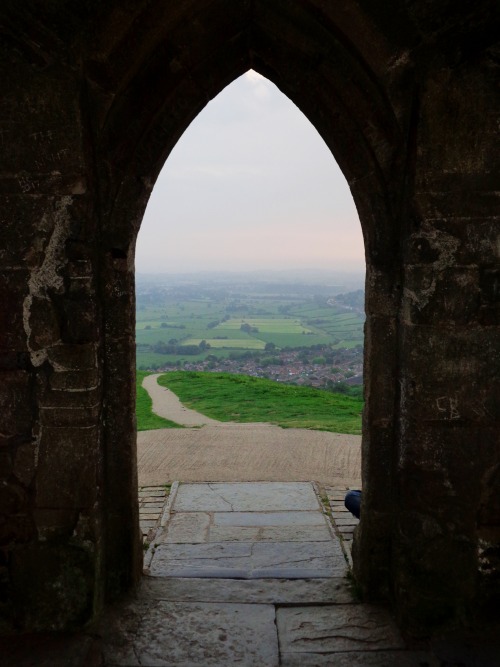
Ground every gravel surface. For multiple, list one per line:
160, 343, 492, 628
138, 374, 362, 486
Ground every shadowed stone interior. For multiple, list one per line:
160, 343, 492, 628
101, 481, 441, 665
0, 0, 499, 639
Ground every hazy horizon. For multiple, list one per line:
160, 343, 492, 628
136, 70, 365, 274
136, 267, 366, 277
136, 268, 366, 292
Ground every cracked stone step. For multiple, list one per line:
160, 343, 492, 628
158, 510, 333, 543
172, 482, 321, 513
141, 576, 356, 605
149, 540, 347, 579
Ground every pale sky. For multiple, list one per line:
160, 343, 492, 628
136, 70, 365, 273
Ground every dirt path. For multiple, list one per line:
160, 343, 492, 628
143, 373, 220, 426
138, 374, 362, 487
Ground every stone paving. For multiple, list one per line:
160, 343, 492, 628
102, 481, 440, 666
3, 482, 497, 666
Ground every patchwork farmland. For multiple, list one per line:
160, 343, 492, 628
136, 273, 365, 388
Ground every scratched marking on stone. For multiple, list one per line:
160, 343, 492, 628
436, 396, 460, 420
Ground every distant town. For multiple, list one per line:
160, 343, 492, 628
177, 345, 363, 390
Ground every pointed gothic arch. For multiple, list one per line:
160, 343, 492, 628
1, 0, 498, 636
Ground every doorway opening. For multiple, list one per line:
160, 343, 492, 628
134, 70, 365, 553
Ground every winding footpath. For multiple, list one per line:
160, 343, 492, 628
137, 373, 362, 487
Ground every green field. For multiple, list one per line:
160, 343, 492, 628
218, 318, 310, 333
136, 309, 364, 366
156, 371, 363, 434
184, 338, 266, 349
136, 282, 365, 368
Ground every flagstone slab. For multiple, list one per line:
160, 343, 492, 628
141, 576, 355, 605
149, 541, 346, 578
208, 524, 332, 542
207, 510, 332, 543
276, 605, 406, 653
160, 512, 211, 543
214, 510, 326, 526
172, 482, 320, 512
159, 510, 332, 543
106, 600, 279, 667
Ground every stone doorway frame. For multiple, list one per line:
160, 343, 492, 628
6, 1, 496, 636
95, 4, 409, 614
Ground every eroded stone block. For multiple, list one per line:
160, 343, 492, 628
106, 600, 279, 667
277, 604, 405, 653
141, 576, 355, 605
280, 650, 440, 666
36, 426, 99, 507
10, 544, 94, 631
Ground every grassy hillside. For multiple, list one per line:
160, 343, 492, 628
156, 371, 363, 435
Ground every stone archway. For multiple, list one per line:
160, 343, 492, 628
94, 0, 406, 619
1, 0, 498, 637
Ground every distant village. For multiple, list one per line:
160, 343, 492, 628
153, 345, 363, 391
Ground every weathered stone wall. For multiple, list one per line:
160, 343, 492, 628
355, 36, 500, 634
395, 50, 500, 631
0, 53, 104, 629
0, 19, 142, 631
0, 0, 498, 636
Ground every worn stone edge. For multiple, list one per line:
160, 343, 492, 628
142, 482, 179, 572
160, 480, 180, 526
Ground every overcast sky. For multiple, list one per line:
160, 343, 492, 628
136, 70, 365, 274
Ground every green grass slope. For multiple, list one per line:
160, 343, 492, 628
156, 371, 363, 435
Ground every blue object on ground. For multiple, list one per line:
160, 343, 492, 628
344, 490, 361, 519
